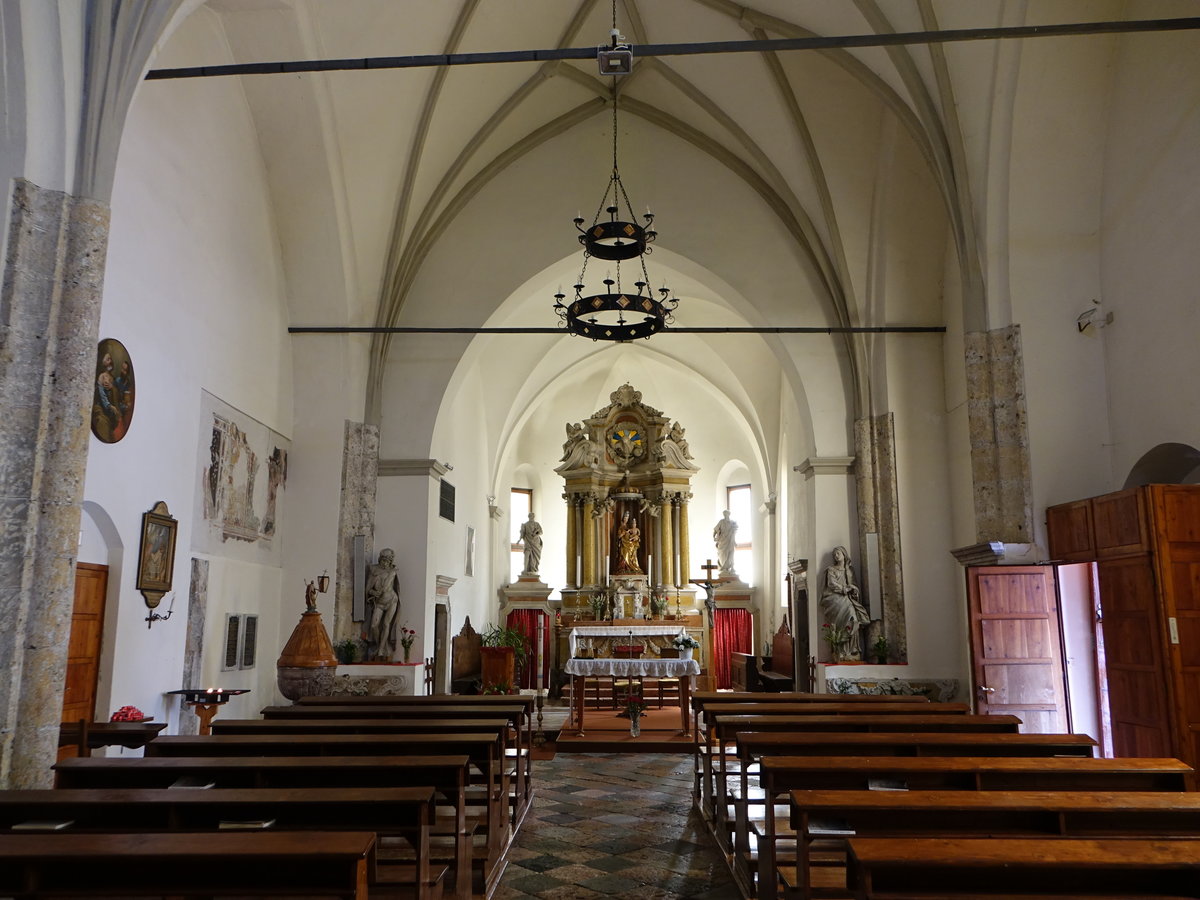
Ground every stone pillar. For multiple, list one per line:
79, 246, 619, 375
854, 413, 907, 663
678, 494, 692, 585
0, 180, 109, 788
581, 495, 596, 586
335, 421, 379, 642
564, 495, 578, 588
964, 326, 1034, 542
660, 496, 675, 588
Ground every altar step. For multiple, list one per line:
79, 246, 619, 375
561, 676, 681, 710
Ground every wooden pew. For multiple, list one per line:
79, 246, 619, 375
787, 790, 1200, 900
144, 733, 506, 887
290, 695, 537, 813
57, 720, 166, 757
719, 730, 1096, 888
224, 711, 530, 825
702, 714, 1018, 827
748, 757, 1194, 900
845, 836, 1200, 899
0, 831, 376, 899
692, 701, 966, 813
0, 787, 440, 900
54, 755, 474, 900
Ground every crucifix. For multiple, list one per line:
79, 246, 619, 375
690, 559, 720, 690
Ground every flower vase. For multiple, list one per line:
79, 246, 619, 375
680, 648, 693, 661
630, 715, 641, 738
403, 647, 411, 663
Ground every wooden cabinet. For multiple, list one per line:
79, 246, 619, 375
1047, 485, 1200, 768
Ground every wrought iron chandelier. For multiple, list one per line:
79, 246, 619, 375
554, 29, 677, 341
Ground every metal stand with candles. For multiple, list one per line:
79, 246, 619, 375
533, 614, 547, 747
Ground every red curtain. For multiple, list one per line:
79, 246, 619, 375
505, 609, 551, 690
713, 607, 753, 690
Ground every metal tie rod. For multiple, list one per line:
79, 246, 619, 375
147, 17, 1200, 80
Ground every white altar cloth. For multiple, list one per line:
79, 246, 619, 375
563, 658, 700, 678
568, 624, 686, 657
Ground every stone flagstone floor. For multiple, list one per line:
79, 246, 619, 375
498, 752, 740, 900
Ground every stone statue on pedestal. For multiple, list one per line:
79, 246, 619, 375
519, 512, 543, 576
819, 546, 870, 660
714, 510, 738, 576
366, 548, 401, 661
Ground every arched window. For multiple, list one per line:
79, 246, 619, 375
510, 488, 532, 582
726, 483, 753, 584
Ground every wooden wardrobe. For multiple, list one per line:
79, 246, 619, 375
1047, 484, 1200, 767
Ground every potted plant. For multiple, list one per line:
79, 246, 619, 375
480, 624, 529, 693
333, 638, 360, 665
672, 633, 700, 660
871, 633, 889, 665
821, 622, 855, 663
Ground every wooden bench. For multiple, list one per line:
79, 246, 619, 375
718, 731, 1097, 869
785, 790, 1200, 900
714, 717, 1021, 864
0, 831, 376, 899
0, 787, 441, 900
692, 701, 965, 812
701, 714, 1016, 826
845, 836, 1200, 899
57, 720, 167, 757
258, 703, 533, 822
745, 756, 1194, 900
145, 733, 507, 888
53, 755, 474, 899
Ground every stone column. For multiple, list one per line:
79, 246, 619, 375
660, 496, 675, 588
564, 494, 578, 588
581, 495, 596, 586
854, 413, 907, 662
678, 494, 692, 585
335, 421, 379, 642
0, 181, 109, 788
965, 326, 1034, 541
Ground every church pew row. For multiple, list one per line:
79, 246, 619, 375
723, 730, 1096, 841
0, 831, 377, 900
744, 757, 1195, 900
692, 702, 968, 812
270, 699, 536, 821
249, 707, 532, 826
845, 836, 1200, 899
781, 790, 1200, 900
143, 732, 509, 897
145, 734, 506, 859
54, 755, 476, 900
712, 730, 1098, 895
0, 787, 442, 900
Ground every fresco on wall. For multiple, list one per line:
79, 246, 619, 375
193, 391, 289, 564
90, 338, 135, 443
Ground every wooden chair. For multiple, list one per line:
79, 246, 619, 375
450, 617, 482, 694
611, 643, 644, 709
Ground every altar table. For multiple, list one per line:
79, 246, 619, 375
564, 658, 700, 736
567, 625, 686, 657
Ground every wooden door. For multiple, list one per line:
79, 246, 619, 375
60, 563, 108, 758
1095, 554, 1174, 757
967, 567, 1069, 734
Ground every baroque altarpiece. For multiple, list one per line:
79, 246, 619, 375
551, 385, 709, 659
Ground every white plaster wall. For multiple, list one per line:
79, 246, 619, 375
1007, 16, 1115, 531
1096, 18, 1200, 486
81, 10, 293, 727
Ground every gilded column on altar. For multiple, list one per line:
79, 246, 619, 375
660, 495, 675, 587
565, 495, 578, 588
581, 495, 596, 586
678, 494, 691, 585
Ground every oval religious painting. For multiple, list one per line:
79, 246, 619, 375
90, 338, 135, 443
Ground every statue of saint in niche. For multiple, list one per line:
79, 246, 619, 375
615, 512, 643, 575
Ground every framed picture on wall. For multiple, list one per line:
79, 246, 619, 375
136, 500, 177, 608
